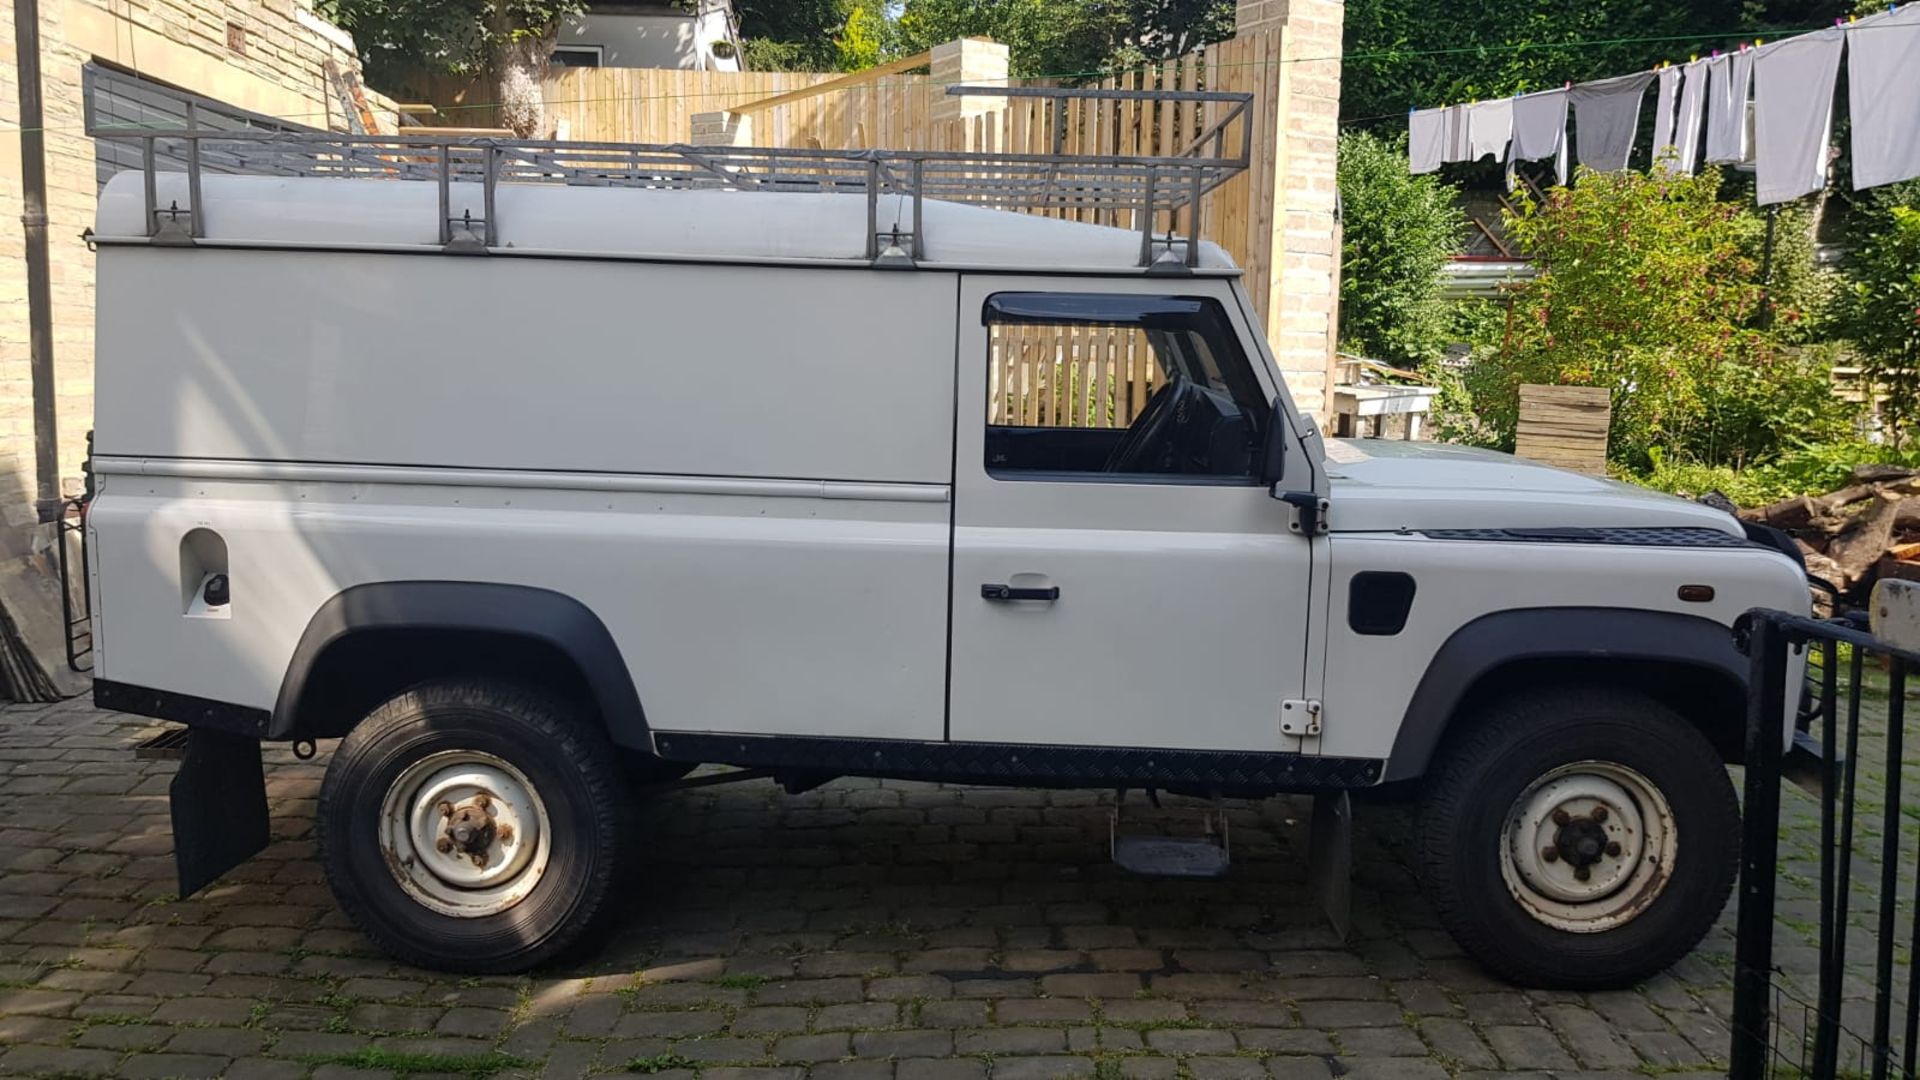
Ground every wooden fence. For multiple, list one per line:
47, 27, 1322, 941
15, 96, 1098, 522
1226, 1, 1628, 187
413, 34, 1295, 430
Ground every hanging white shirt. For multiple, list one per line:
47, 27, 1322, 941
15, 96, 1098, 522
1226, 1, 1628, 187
1670, 58, 1709, 174
1510, 88, 1570, 185
1409, 107, 1447, 174
1849, 6, 1920, 190
1464, 99, 1514, 162
1753, 28, 1844, 204
1651, 66, 1681, 166
1704, 51, 1755, 164
1443, 104, 1473, 162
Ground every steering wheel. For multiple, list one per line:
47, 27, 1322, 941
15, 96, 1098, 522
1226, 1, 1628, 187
1104, 375, 1194, 474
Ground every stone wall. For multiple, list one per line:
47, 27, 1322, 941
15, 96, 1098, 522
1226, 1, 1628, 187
0, 0, 390, 693
1238, 0, 1343, 419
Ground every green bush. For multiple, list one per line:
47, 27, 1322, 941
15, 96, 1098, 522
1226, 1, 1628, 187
1335, 130, 1467, 366
1832, 201, 1920, 443
1477, 166, 1853, 470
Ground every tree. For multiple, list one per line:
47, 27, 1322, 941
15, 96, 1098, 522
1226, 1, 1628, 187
319, 0, 591, 137
1342, 0, 1851, 126
736, 0, 860, 72
895, 0, 1234, 79
1335, 130, 1465, 366
1833, 200, 1920, 444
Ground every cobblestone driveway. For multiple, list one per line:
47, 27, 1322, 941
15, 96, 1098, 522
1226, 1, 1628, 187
0, 697, 1847, 1080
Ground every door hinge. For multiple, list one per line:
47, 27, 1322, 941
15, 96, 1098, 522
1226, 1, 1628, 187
1277, 491, 1329, 535
1281, 698, 1323, 737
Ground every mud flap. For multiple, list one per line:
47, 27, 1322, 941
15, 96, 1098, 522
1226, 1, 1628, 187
1307, 790, 1352, 942
170, 729, 270, 897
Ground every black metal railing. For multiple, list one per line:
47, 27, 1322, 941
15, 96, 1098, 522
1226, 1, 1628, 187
1731, 608, 1920, 1079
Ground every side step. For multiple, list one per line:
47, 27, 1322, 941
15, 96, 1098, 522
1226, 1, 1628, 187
1109, 800, 1231, 879
134, 725, 193, 760
1107, 790, 1353, 942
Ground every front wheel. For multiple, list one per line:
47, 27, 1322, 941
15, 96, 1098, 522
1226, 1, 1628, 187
317, 679, 631, 973
1417, 686, 1739, 989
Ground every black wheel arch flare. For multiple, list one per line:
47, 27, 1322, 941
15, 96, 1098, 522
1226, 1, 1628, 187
1383, 606, 1750, 782
271, 581, 650, 748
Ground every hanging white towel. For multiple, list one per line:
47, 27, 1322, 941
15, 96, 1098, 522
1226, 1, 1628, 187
1570, 71, 1653, 172
1671, 58, 1709, 174
1849, 6, 1920, 190
1754, 28, 1844, 204
1442, 104, 1473, 162
1704, 51, 1755, 164
1465, 99, 1514, 162
1408, 107, 1447, 173
1511, 88, 1570, 185
1651, 66, 1681, 166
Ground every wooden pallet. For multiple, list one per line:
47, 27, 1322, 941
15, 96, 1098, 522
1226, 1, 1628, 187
1514, 384, 1610, 476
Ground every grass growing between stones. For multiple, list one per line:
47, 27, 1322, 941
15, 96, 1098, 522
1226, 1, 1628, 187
298, 1046, 531, 1079
627, 1052, 698, 1073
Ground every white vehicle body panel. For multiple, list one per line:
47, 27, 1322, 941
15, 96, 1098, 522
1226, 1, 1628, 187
1315, 533, 1811, 762
90, 246, 961, 741
95, 249, 956, 484
946, 275, 1322, 753
1323, 439, 1747, 534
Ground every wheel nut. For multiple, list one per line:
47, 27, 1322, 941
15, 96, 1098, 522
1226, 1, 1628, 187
1591, 806, 1609, 823
435, 837, 453, 854
1541, 847, 1559, 863
1574, 865, 1591, 881
1551, 809, 1571, 826
1606, 841, 1622, 857
474, 793, 492, 811
438, 800, 454, 818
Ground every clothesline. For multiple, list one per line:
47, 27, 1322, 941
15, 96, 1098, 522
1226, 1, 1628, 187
1407, 4, 1920, 205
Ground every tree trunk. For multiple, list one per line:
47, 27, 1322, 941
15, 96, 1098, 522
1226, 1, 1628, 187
492, 25, 557, 138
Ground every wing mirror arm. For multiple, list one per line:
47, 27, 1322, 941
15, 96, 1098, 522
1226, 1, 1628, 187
1263, 396, 1327, 535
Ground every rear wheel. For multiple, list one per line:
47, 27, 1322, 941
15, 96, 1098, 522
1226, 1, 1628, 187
317, 679, 630, 973
1417, 686, 1739, 989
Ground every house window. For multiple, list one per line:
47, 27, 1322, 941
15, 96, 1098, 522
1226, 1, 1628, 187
552, 45, 604, 68
983, 293, 1269, 482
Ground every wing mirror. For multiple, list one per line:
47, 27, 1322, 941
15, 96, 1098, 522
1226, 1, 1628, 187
1261, 395, 1290, 485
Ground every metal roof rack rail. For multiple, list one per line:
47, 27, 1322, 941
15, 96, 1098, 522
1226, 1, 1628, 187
88, 85, 1253, 270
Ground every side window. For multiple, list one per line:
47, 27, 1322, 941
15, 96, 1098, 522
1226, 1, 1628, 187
984, 293, 1270, 482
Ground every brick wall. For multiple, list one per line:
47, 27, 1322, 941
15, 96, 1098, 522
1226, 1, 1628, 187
0, 0, 389, 552
1238, 0, 1342, 419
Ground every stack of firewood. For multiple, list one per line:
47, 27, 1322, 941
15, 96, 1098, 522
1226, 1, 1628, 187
1740, 465, 1920, 610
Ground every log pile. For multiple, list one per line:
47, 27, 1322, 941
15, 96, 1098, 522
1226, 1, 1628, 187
1740, 465, 1920, 610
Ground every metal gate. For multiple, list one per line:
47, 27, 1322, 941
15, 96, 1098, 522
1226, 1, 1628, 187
1731, 608, 1920, 1079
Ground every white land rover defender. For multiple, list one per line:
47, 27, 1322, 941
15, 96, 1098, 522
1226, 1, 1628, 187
81, 95, 1810, 987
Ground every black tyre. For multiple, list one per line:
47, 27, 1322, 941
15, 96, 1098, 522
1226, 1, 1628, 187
317, 679, 630, 973
1417, 685, 1739, 989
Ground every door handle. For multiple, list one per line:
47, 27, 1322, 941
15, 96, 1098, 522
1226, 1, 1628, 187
981, 583, 1060, 602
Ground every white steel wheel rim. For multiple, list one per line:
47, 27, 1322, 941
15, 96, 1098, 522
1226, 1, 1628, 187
1500, 760, 1678, 933
377, 750, 551, 918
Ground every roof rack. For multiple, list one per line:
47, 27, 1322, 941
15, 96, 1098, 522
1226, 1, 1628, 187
88, 85, 1253, 270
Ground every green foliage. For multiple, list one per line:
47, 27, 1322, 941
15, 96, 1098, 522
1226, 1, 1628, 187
895, 0, 1235, 79
1335, 130, 1467, 366
318, 0, 584, 82
627, 1054, 698, 1074
836, 4, 896, 70
1342, 0, 1851, 125
1832, 201, 1920, 442
298, 1047, 530, 1080
1753, 203, 1837, 343
1478, 166, 1797, 467
1635, 440, 1920, 507
737, 0, 858, 71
